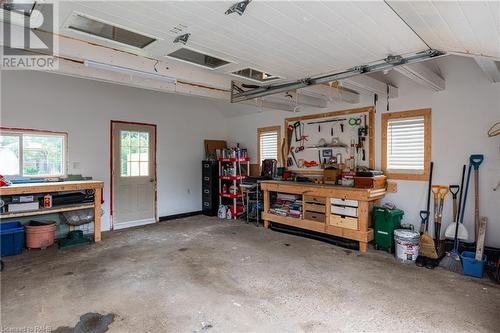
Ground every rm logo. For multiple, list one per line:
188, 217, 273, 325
1, 1, 57, 69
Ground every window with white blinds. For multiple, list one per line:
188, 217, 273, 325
386, 116, 425, 173
258, 127, 280, 164
382, 108, 431, 180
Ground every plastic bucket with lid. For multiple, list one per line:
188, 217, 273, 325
394, 229, 420, 263
25, 221, 56, 249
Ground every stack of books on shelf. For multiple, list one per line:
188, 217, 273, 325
268, 193, 303, 219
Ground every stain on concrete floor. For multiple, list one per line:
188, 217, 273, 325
52, 313, 115, 333
1, 216, 499, 332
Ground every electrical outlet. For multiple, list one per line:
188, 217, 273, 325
72, 162, 81, 170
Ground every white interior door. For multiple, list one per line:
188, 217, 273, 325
112, 122, 156, 229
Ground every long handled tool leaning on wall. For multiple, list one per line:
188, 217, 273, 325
416, 162, 439, 268
470, 154, 484, 242
440, 165, 467, 273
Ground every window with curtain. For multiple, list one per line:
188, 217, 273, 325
0, 129, 67, 177
257, 126, 281, 164
382, 109, 431, 180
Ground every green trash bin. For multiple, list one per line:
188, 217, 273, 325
373, 206, 404, 252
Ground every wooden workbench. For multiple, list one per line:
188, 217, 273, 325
0, 181, 104, 241
260, 181, 385, 253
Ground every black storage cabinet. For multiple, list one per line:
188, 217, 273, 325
202, 160, 218, 216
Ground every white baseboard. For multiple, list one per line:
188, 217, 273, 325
113, 218, 156, 230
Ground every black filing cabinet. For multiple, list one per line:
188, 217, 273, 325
202, 160, 218, 216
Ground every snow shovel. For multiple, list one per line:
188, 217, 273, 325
445, 165, 469, 240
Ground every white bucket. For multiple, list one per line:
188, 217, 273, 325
394, 229, 420, 263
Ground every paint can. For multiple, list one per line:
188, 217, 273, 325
394, 229, 420, 263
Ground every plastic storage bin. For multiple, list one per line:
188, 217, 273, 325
0, 222, 25, 256
373, 206, 404, 252
461, 251, 486, 278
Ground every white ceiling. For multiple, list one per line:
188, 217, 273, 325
55, 1, 428, 82
50, 1, 499, 86
387, 1, 500, 59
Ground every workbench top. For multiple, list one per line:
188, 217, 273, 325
0, 181, 104, 195
260, 180, 375, 191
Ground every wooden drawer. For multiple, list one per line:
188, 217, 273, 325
304, 203, 326, 213
330, 214, 358, 230
304, 211, 326, 223
331, 205, 358, 217
303, 195, 326, 204
331, 198, 358, 207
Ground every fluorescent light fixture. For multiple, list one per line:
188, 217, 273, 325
84, 60, 177, 84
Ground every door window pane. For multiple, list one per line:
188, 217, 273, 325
0, 134, 20, 175
120, 130, 149, 177
23, 134, 64, 176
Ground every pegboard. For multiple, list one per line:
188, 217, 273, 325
283, 106, 375, 173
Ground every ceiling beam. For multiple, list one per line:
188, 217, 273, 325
474, 57, 500, 83
341, 75, 398, 99
394, 62, 445, 91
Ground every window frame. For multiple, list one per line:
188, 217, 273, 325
0, 128, 68, 178
381, 108, 431, 181
257, 126, 281, 166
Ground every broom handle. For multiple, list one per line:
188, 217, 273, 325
474, 170, 479, 242
425, 162, 434, 232
453, 165, 466, 251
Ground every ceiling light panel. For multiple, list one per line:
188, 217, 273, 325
232, 68, 280, 82
166, 47, 230, 69
67, 13, 156, 49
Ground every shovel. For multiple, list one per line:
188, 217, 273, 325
470, 154, 484, 242
445, 165, 469, 240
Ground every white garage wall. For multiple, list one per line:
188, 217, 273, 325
0, 70, 227, 231
225, 56, 500, 248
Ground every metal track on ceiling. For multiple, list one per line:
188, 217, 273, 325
230, 49, 445, 103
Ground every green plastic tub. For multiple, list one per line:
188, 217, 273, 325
373, 206, 404, 252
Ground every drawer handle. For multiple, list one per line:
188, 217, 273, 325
203, 202, 209, 207
204, 189, 209, 194
204, 177, 210, 181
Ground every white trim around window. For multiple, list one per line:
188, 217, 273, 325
0, 128, 68, 178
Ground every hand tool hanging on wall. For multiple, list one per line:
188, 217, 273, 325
470, 154, 484, 242
294, 121, 301, 142
348, 117, 362, 127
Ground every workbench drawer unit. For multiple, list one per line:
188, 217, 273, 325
304, 211, 326, 223
330, 214, 358, 230
330, 198, 358, 207
331, 205, 358, 217
304, 203, 326, 213
303, 195, 326, 205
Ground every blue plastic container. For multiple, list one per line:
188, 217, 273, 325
461, 251, 486, 278
0, 222, 25, 256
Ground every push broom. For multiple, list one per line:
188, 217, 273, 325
440, 165, 467, 273
417, 162, 438, 265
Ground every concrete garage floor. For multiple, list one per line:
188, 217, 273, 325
1, 216, 499, 333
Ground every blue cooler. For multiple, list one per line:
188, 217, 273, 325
0, 222, 25, 256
